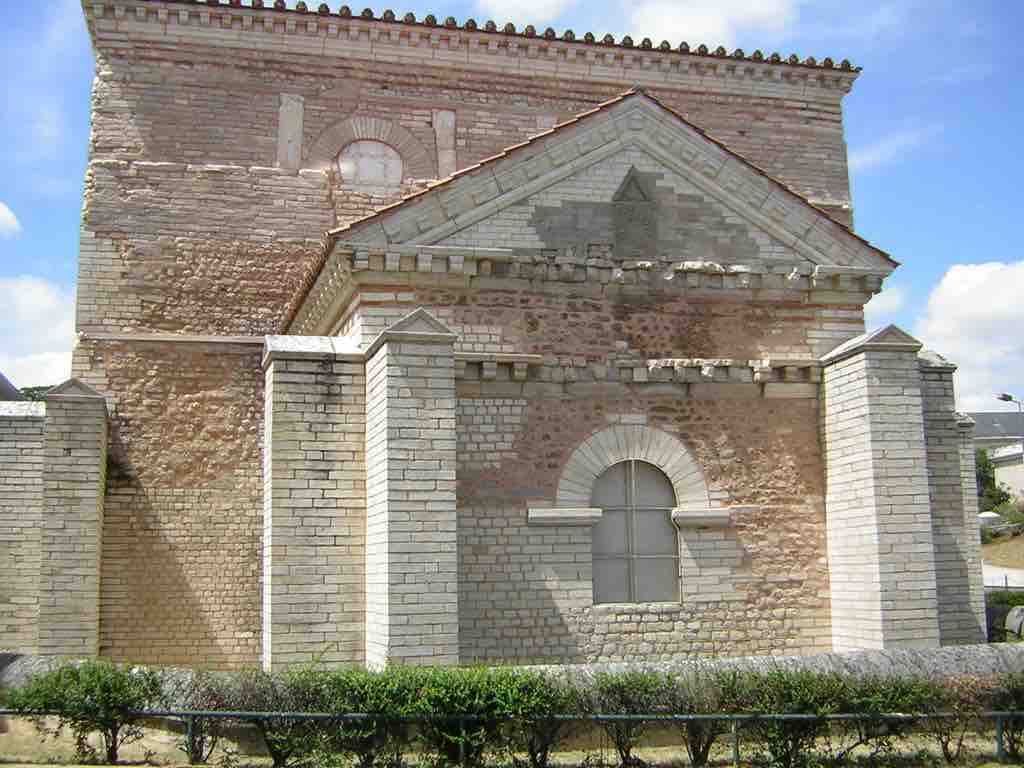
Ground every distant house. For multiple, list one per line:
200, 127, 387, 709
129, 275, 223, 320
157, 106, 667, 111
0, 371, 22, 401
991, 444, 1024, 501
969, 411, 1024, 501
969, 412, 1024, 452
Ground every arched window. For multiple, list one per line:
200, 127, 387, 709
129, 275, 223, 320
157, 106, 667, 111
336, 140, 403, 194
591, 460, 679, 604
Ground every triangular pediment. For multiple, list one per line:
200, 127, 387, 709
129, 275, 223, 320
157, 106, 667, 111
45, 378, 105, 400
821, 324, 922, 363
386, 307, 455, 335
327, 91, 896, 275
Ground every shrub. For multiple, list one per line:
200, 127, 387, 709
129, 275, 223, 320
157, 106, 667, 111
220, 667, 327, 768
587, 670, 668, 767
741, 669, 848, 768
161, 670, 236, 764
412, 666, 517, 768
664, 667, 751, 767
822, 675, 934, 765
988, 591, 1024, 609
992, 671, 1024, 761
919, 674, 998, 764
4, 660, 164, 764
318, 666, 420, 768
496, 672, 582, 768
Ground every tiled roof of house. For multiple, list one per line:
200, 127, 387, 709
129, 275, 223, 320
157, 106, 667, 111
144, 0, 860, 73
969, 412, 1024, 441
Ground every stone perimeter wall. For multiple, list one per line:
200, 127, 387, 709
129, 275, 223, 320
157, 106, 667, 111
0, 406, 45, 655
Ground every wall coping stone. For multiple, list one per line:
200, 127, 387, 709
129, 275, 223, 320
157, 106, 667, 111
820, 323, 922, 365
0, 402, 46, 418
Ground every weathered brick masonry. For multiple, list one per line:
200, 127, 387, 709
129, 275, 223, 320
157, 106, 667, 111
0, 0, 984, 665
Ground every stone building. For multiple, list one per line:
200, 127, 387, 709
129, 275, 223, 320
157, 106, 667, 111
0, 0, 986, 669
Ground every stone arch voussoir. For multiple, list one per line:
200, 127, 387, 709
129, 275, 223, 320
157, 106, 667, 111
556, 424, 709, 510
305, 116, 436, 179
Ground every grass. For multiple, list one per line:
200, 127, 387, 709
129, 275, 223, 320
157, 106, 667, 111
983, 534, 1024, 568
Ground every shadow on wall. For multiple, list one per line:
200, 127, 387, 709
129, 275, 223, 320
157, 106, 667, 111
99, 425, 261, 668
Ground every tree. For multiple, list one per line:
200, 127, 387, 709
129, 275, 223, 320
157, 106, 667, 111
977, 448, 1011, 512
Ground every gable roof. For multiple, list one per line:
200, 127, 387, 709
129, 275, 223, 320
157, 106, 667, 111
968, 412, 1024, 441
286, 89, 898, 332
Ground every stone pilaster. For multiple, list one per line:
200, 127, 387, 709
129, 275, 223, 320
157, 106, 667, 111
918, 352, 986, 644
364, 309, 459, 667
957, 413, 987, 638
821, 325, 940, 651
38, 380, 108, 658
262, 336, 366, 670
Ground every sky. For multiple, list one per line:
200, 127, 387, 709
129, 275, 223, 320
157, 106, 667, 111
0, 0, 1021, 412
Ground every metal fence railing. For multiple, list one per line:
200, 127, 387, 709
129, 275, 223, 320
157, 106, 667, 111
4, 709, 1024, 765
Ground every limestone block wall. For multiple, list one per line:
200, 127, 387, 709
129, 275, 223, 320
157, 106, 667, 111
73, 339, 265, 666
0, 404, 45, 654
38, 386, 108, 658
821, 333, 940, 652
919, 356, 985, 644
457, 386, 830, 664
263, 352, 367, 669
365, 332, 459, 667
958, 419, 987, 633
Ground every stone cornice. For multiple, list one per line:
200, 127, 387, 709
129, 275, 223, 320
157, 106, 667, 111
85, 2, 859, 98
289, 249, 886, 337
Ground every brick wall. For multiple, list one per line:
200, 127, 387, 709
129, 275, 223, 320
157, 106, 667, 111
0, 404, 45, 654
457, 390, 830, 663
920, 359, 986, 644
365, 334, 459, 666
821, 339, 941, 652
263, 354, 366, 669
74, 339, 264, 666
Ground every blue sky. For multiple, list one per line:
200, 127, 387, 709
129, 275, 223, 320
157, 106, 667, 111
0, 0, 1020, 411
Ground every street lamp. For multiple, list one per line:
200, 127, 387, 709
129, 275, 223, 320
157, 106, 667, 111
997, 393, 1023, 413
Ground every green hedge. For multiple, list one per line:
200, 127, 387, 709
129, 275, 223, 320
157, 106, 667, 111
8, 661, 1024, 766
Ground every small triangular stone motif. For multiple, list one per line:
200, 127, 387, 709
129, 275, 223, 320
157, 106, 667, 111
386, 307, 455, 336
613, 167, 650, 203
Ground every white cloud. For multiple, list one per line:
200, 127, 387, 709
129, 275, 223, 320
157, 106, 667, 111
0, 202, 22, 238
864, 285, 905, 327
475, 0, 579, 24
849, 125, 942, 173
0, 276, 75, 389
915, 262, 1024, 412
625, 0, 801, 49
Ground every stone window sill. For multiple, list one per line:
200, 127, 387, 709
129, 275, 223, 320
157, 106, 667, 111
527, 507, 602, 526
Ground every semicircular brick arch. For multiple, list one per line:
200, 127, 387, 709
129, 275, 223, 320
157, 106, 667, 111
556, 424, 709, 510
304, 116, 436, 179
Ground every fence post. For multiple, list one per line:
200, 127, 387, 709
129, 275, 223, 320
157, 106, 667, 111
185, 715, 196, 764
731, 720, 740, 767
997, 716, 1007, 763
459, 717, 466, 768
